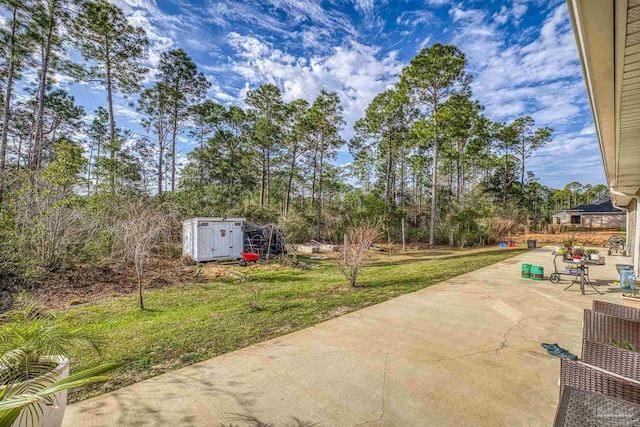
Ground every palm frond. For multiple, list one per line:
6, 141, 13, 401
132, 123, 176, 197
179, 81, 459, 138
0, 363, 121, 427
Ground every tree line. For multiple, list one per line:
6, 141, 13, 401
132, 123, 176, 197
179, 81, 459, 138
0, 0, 608, 280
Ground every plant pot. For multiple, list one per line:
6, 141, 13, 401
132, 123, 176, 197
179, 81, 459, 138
590, 253, 600, 261
2, 356, 70, 427
622, 295, 640, 309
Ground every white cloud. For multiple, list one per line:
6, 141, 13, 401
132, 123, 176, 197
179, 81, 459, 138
353, 0, 386, 28
493, 1, 528, 26
224, 33, 402, 139
447, 2, 602, 186
450, 3, 583, 121
396, 10, 434, 28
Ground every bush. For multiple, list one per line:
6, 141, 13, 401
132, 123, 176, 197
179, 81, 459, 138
279, 213, 314, 243
337, 220, 382, 287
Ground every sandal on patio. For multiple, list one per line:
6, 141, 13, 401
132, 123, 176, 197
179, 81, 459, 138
547, 347, 578, 360
542, 343, 560, 350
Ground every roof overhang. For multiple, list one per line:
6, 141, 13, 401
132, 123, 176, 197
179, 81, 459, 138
567, 0, 640, 206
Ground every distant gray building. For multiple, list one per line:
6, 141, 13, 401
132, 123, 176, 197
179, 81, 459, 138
552, 199, 625, 229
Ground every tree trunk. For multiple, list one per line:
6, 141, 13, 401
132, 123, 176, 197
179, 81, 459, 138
311, 145, 318, 208
260, 149, 266, 207
520, 149, 525, 188
266, 147, 271, 207
170, 104, 178, 192
503, 148, 508, 204
285, 144, 298, 215
384, 133, 392, 208
158, 138, 164, 196
0, 7, 18, 204
95, 138, 102, 189
105, 44, 117, 194
31, 9, 55, 171
138, 274, 144, 310
429, 106, 438, 247
456, 139, 462, 200
315, 140, 325, 241
17, 136, 23, 169
87, 140, 94, 195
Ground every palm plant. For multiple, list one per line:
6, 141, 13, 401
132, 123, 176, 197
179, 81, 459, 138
0, 301, 119, 427
0, 303, 100, 368
0, 350, 120, 427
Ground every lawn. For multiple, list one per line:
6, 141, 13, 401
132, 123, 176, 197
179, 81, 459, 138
66, 246, 528, 401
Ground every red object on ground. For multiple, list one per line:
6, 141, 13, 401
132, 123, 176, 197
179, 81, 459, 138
240, 252, 260, 262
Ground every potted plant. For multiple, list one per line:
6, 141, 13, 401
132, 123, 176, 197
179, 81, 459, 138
586, 249, 600, 261
565, 264, 579, 275
0, 302, 119, 427
572, 246, 586, 260
561, 239, 574, 260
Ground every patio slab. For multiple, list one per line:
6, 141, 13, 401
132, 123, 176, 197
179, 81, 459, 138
63, 247, 630, 427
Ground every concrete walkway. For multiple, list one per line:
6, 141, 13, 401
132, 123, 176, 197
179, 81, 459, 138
64, 247, 630, 427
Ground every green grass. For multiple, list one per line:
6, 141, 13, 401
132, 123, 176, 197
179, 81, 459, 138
65, 246, 527, 401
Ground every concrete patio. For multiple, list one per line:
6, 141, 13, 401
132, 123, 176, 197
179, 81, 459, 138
63, 247, 631, 427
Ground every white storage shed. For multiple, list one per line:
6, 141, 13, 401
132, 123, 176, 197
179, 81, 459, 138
182, 218, 245, 262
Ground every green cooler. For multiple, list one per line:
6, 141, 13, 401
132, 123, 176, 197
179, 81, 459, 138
530, 266, 544, 281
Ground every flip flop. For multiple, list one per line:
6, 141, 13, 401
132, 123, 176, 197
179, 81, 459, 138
542, 343, 560, 350
547, 347, 578, 360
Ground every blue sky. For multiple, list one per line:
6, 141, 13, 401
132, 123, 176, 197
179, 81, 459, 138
63, 0, 605, 189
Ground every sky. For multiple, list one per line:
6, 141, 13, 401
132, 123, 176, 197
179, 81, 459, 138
60, 0, 606, 189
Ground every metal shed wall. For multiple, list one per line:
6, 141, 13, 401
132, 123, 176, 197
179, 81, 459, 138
182, 218, 245, 262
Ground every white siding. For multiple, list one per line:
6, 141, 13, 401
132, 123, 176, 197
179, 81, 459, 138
182, 218, 245, 262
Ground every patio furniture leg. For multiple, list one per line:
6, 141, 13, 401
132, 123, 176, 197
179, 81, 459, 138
584, 268, 603, 295
585, 280, 604, 295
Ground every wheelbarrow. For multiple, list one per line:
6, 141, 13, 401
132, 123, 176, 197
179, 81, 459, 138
239, 252, 260, 266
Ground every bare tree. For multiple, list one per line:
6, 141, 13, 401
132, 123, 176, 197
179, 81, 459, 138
118, 201, 171, 309
337, 220, 382, 287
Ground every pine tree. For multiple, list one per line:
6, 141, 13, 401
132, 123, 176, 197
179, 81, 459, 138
0, 0, 34, 202
246, 84, 284, 207
351, 89, 413, 210
282, 99, 310, 214
307, 91, 344, 240
137, 83, 172, 196
400, 43, 470, 246
29, 0, 68, 170
71, 0, 149, 192
86, 106, 108, 194
156, 48, 210, 192
510, 116, 552, 187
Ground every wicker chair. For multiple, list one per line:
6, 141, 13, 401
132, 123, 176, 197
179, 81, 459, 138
554, 385, 640, 427
583, 309, 640, 350
593, 300, 640, 321
581, 340, 640, 381
560, 359, 640, 404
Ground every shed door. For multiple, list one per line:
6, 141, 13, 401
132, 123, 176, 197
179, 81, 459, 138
197, 223, 213, 260
213, 224, 232, 258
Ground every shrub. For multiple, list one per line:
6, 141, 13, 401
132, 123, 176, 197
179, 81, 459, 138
337, 220, 382, 287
